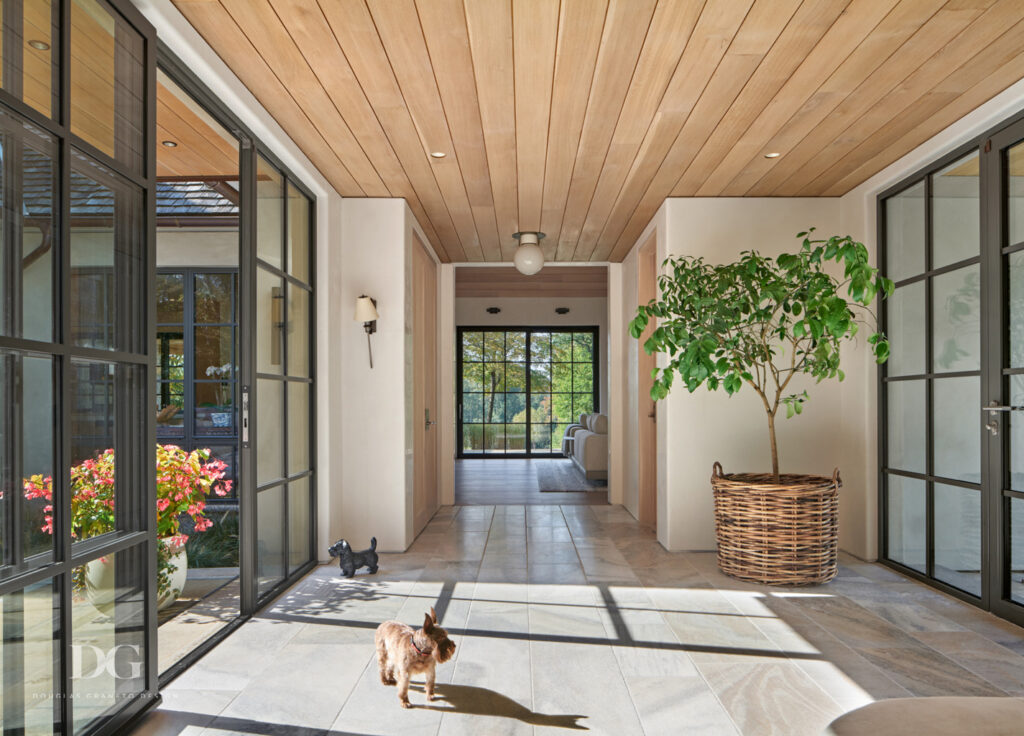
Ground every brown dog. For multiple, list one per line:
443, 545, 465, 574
375, 607, 456, 708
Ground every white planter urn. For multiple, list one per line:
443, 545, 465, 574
84, 538, 187, 615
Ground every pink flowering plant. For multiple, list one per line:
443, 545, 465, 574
22, 444, 231, 596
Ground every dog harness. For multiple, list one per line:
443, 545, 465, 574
410, 635, 430, 657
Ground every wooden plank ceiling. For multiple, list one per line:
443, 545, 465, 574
455, 266, 608, 297
173, 0, 1024, 263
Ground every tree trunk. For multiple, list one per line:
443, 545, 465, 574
766, 410, 780, 482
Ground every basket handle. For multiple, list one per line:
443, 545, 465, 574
712, 461, 724, 478
832, 467, 841, 486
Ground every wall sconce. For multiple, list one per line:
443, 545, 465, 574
354, 295, 379, 368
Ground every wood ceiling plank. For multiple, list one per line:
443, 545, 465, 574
268, 0, 447, 258
415, 0, 503, 262
512, 0, 560, 233
595, 0, 821, 263
319, 0, 466, 261
157, 84, 239, 178
774, 0, 1020, 196
464, 0, 519, 261
455, 265, 608, 297
569, 0, 707, 262
552, 0, 658, 261
818, 17, 1024, 194
739, 0, 955, 197
171, 0, 364, 196
368, 0, 485, 261
689, 0, 901, 197
219, 0, 388, 196
537, 0, 608, 259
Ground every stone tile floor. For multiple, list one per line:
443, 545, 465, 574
132, 504, 1024, 736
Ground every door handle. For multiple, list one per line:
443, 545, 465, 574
425, 408, 436, 430
241, 386, 250, 447
982, 403, 1022, 412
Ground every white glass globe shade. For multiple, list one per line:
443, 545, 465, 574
514, 243, 544, 275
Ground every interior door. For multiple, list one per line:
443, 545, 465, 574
987, 120, 1024, 626
637, 234, 658, 527
413, 234, 438, 533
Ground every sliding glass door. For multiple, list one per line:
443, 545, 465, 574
457, 327, 598, 457
880, 112, 1024, 627
0, 1, 158, 734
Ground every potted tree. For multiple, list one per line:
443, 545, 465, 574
629, 229, 892, 585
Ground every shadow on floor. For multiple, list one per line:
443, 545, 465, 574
408, 683, 588, 729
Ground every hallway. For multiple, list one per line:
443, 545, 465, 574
135, 505, 1024, 735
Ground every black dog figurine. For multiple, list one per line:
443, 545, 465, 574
328, 537, 378, 578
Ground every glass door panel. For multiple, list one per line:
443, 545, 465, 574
457, 327, 599, 458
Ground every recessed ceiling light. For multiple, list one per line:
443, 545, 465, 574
429, 151, 446, 159
764, 152, 781, 159
162, 140, 178, 148
27, 39, 50, 51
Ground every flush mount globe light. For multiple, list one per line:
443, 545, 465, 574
512, 232, 545, 275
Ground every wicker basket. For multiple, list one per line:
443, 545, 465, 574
710, 462, 840, 586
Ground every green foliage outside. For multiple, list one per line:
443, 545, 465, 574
629, 229, 893, 480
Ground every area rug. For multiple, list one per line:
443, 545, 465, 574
537, 459, 606, 492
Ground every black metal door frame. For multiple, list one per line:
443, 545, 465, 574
456, 325, 600, 459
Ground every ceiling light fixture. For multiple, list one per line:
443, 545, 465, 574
764, 152, 781, 159
512, 232, 545, 276
162, 140, 178, 148
27, 39, 50, 51
430, 151, 446, 159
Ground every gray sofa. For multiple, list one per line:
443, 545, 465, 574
562, 413, 608, 480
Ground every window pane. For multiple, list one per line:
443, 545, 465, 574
157, 273, 184, 324
483, 332, 505, 361
531, 393, 550, 423
505, 393, 526, 422
1, 115, 57, 342
530, 364, 550, 393
156, 331, 183, 382
194, 273, 234, 323
195, 382, 234, 436
256, 268, 284, 375
287, 284, 310, 378
462, 363, 483, 393
462, 332, 483, 362
155, 380, 184, 437
287, 181, 310, 283
932, 265, 979, 372
530, 423, 551, 452
1009, 250, 1024, 369
506, 363, 525, 393
288, 382, 309, 475
482, 393, 504, 424
1011, 497, 1024, 606
552, 363, 572, 391
887, 380, 925, 474
0, 578, 60, 736
483, 362, 504, 392
885, 181, 925, 281
257, 157, 283, 269
256, 379, 284, 485
573, 332, 594, 362
886, 475, 925, 573
551, 394, 573, 423
69, 360, 116, 541
462, 393, 483, 423
485, 424, 504, 452
1009, 375, 1024, 493
572, 363, 593, 394
206, 445, 238, 502
552, 333, 572, 362
934, 484, 981, 596
194, 325, 234, 380
506, 332, 526, 361
463, 424, 483, 453
5, 1, 59, 118
71, 0, 145, 174
932, 153, 979, 268
1008, 140, 1024, 246
288, 478, 311, 572
505, 424, 526, 452
257, 487, 285, 597
573, 393, 594, 417
70, 154, 144, 353
0, 353, 55, 561
530, 332, 550, 362
71, 545, 146, 732
933, 376, 980, 484
885, 282, 925, 377
551, 423, 569, 450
